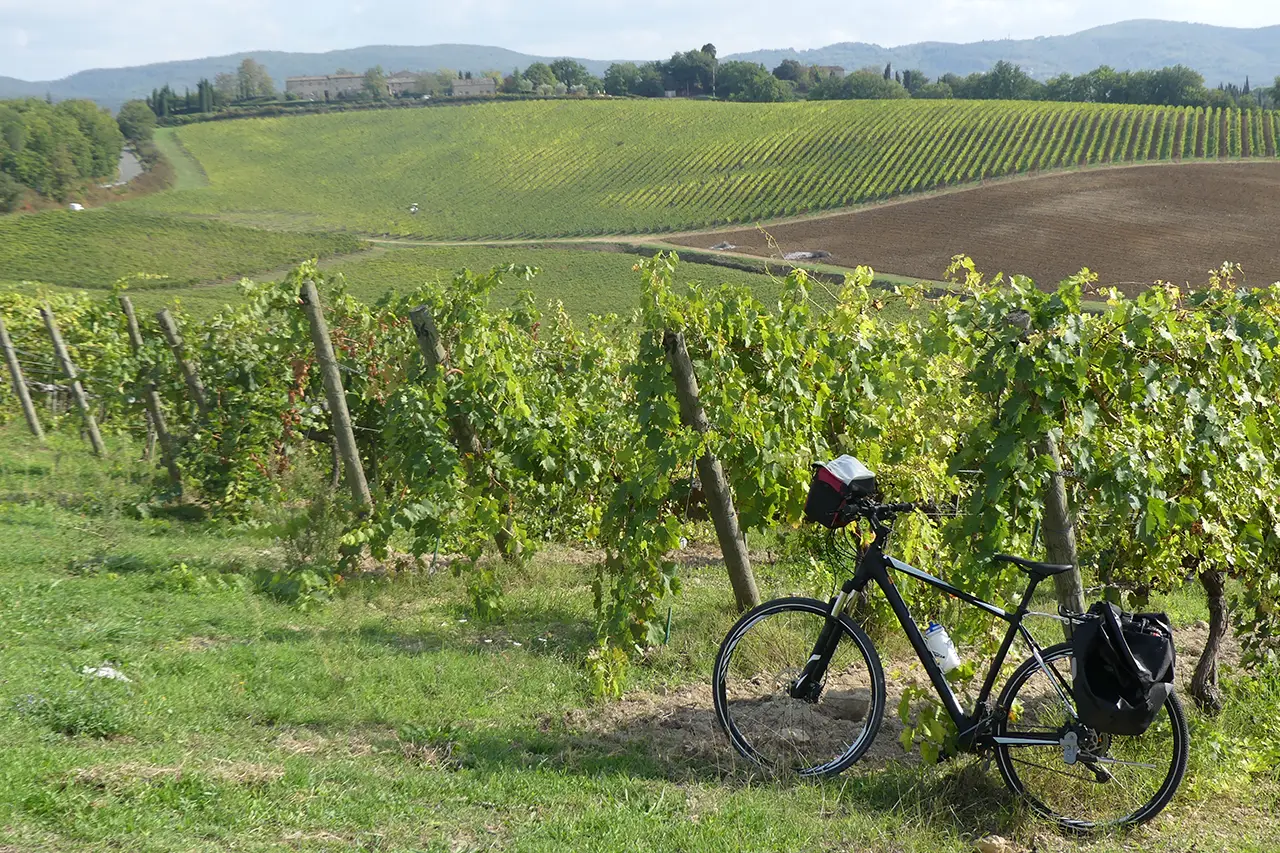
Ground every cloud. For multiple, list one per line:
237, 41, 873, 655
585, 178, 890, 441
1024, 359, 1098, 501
2, 0, 1279, 80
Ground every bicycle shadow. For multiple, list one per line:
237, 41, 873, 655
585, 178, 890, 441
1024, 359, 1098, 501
408, 684, 1023, 838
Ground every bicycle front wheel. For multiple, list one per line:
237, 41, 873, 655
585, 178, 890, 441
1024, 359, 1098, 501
994, 642, 1188, 830
713, 597, 885, 776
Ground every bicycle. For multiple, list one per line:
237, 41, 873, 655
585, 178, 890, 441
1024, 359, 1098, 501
712, 499, 1188, 830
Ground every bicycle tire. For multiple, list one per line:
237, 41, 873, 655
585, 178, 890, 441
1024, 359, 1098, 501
993, 642, 1189, 830
713, 596, 886, 776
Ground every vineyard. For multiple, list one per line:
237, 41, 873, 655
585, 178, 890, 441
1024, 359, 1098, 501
131, 99, 1280, 240
4, 256, 1280, 848
5, 257, 1280, 676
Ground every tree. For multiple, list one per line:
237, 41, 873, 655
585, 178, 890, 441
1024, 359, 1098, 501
363, 66, 388, 98
214, 73, 238, 104
117, 99, 156, 143
603, 63, 638, 96
523, 62, 558, 88
773, 59, 805, 82
0, 171, 21, 213
915, 81, 954, 99
901, 69, 929, 94
884, 63, 892, 81
664, 50, 715, 96
549, 59, 591, 88
813, 69, 910, 100
634, 63, 667, 98
197, 78, 214, 112
236, 58, 275, 100
717, 61, 790, 102
982, 61, 1042, 100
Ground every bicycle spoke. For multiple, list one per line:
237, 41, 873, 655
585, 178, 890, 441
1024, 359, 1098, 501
994, 644, 1187, 829
716, 599, 883, 775
1009, 753, 1101, 783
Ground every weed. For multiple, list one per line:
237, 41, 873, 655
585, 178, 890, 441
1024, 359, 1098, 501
13, 680, 133, 739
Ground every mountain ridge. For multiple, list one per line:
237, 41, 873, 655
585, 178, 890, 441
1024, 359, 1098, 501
2, 20, 1277, 109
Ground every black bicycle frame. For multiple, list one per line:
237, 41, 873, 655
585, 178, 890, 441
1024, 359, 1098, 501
792, 521, 1072, 751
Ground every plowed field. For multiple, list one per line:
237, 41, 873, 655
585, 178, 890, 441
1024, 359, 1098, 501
675, 162, 1280, 293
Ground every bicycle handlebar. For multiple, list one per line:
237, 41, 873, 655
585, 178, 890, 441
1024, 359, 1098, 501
838, 500, 918, 523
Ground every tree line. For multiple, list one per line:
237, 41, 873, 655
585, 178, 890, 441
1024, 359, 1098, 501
805, 60, 1276, 109
0, 98, 124, 211
588, 47, 1280, 108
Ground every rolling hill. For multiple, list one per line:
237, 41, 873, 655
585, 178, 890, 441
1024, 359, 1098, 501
130, 98, 1274, 240
730, 20, 1280, 86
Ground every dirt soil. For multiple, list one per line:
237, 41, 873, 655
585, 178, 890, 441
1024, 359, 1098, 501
572, 623, 1233, 775
674, 162, 1280, 295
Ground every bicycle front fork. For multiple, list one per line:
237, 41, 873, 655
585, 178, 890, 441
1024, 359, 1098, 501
789, 587, 852, 701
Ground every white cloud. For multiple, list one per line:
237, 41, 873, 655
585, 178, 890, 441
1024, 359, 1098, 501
1, 0, 1279, 80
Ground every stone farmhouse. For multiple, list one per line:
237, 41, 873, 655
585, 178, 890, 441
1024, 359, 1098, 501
451, 78, 497, 97
285, 71, 420, 100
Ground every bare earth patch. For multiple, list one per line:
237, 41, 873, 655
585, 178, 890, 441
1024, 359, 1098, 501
674, 162, 1280, 294
572, 624, 1225, 776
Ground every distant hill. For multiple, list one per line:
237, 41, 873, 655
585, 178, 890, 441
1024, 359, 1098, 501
3, 20, 1279, 110
728, 20, 1280, 86
0, 46, 632, 109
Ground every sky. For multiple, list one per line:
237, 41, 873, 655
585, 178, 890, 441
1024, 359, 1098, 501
2, 0, 1279, 81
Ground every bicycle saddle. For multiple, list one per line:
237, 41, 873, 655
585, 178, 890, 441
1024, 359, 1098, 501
992, 554, 1075, 577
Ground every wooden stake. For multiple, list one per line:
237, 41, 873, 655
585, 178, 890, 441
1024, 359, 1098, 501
299, 280, 372, 509
1039, 432, 1087, 632
0, 315, 45, 441
120, 295, 183, 492
40, 305, 106, 456
663, 330, 760, 612
409, 303, 521, 561
155, 308, 210, 418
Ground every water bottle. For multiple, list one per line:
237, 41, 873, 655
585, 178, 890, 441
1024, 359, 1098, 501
924, 621, 961, 673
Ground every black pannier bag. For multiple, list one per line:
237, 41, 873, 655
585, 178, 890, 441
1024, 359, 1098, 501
1072, 602, 1175, 736
804, 456, 878, 529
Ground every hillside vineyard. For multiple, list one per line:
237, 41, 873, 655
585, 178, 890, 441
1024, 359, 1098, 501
138, 99, 1278, 239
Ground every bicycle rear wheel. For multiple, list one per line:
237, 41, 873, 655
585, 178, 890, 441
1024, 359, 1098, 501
993, 643, 1188, 830
713, 597, 885, 776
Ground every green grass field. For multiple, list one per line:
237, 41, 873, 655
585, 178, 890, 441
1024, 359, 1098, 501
131, 100, 1268, 239
0, 209, 367, 290
5, 245, 798, 320
151, 126, 210, 191
0, 427, 1277, 851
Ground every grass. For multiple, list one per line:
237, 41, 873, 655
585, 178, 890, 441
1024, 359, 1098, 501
324, 244, 798, 319
0, 208, 368, 290
0, 424, 1277, 852
130, 100, 1267, 240
4, 245, 808, 321
152, 126, 209, 192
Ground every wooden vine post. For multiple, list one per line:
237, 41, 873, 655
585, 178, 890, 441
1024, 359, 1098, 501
40, 305, 106, 456
119, 296, 183, 492
409, 303, 521, 562
1004, 311, 1086, 630
1039, 432, 1087, 631
663, 330, 760, 612
299, 280, 372, 510
0, 315, 45, 441
155, 308, 211, 418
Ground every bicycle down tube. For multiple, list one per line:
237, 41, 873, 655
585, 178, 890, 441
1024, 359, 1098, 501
794, 532, 1065, 751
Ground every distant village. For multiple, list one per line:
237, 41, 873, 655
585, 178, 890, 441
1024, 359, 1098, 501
284, 71, 496, 101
